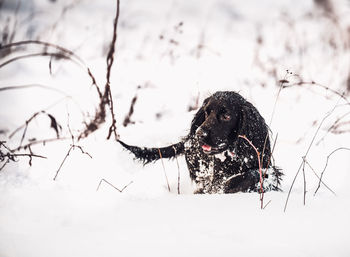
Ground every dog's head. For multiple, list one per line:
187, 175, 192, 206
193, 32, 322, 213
190, 91, 268, 155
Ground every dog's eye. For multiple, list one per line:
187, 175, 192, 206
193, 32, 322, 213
221, 113, 231, 121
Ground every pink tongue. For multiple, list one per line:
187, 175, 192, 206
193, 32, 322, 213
202, 144, 212, 151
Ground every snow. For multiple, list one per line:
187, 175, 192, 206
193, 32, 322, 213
1, 0, 350, 256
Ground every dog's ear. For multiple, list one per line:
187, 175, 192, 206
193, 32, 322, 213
189, 98, 210, 136
237, 103, 270, 154
189, 106, 205, 135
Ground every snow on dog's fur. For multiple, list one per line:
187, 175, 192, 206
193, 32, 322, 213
119, 91, 282, 193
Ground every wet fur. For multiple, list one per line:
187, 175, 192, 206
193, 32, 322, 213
119, 91, 282, 193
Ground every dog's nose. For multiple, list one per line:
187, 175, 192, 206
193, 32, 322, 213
196, 128, 208, 139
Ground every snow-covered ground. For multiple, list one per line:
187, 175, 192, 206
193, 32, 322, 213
1, 0, 350, 256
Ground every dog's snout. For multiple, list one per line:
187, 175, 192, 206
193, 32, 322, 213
196, 128, 208, 139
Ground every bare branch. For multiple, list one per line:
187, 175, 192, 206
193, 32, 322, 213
123, 94, 137, 127
0, 52, 70, 69
302, 157, 307, 205
12, 137, 70, 152
96, 179, 133, 192
158, 148, 171, 192
261, 71, 290, 170
0, 40, 101, 97
0, 84, 71, 97
172, 146, 181, 195
0, 141, 46, 171
53, 144, 92, 180
314, 147, 350, 195
105, 0, 120, 86
9, 111, 42, 143
284, 96, 343, 212
303, 159, 336, 196
9, 109, 63, 151
316, 110, 350, 145
282, 80, 349, 104
80, 0, 120, 140
105, 0, 120, 140
238, 135, 264, 209
53, 145, 73, 180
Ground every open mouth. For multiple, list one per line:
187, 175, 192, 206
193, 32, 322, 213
201, 143, 226, 154
202, 144, 212, 152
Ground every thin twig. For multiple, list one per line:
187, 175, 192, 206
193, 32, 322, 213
314, 147, 350, 195
261, 71, 289, 170
0, 84, 71, 98
303, 159, 336, 196
96, 178, 133, 192
105, 0, 120, 140
158, 148, 171, 192
173, 145, 181, 194
9, 111, 42, 145
105, 0, 120, 86
9, 96, 71, 142
263, 133, 278, 177
53, 144, 92, 180
10, 109, 62, 150
284, 96, 343, 212
53, 145, 73, 180
0, 40, 101, 97
238, 135, 264, 209
263, 200, 272, 210
10, 153, 46, 159
123, 94, 137, 127
80, 0, 120, 140
316, 110, 350, 145
12, 137, 70, 152
282, 80, 350, 104
269, 72, 290, 126
0, 141, 46, 171
0, 52, 72, 69
302, 157, 306, 205
0, 160, 9, 171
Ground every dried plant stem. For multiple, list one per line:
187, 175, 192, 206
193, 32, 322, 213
263, 133, 278, 177
53, 144, 92, 180
303, 159, 336, 196
316, 110, 350, 145
0, 40, 101, 97
12, 137, 70, 152
282, 81, 349, 105
173, 146, 181, 194
0, 52, 72, 69
96, 179, 133, 192
0, 84, 71, 97
0, 141, 46, 171
314, 147, 350, 196
123, 95, 137, 127
302, 157, 307, 205
9, 111, 42, 146
238, 135, 264, 209
105, 0, 120, 140
284, 96, 342, 212
9, 99, 66, 150
158, 148, 171, 192
263, 200, 272, 209
269, 72, 290, 126
261, 71, 289, 170
80, 0, 120, 140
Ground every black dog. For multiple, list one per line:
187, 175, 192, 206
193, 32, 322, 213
118, 91, 282, 193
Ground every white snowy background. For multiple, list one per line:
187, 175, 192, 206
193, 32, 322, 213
1, 0, 350, 256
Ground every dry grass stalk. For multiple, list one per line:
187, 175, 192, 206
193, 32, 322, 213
158, 148, 171, 192
238, 135, 264, 209
96, 179, 133, 192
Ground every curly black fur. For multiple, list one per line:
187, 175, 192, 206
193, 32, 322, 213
118, 91, 282, 193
